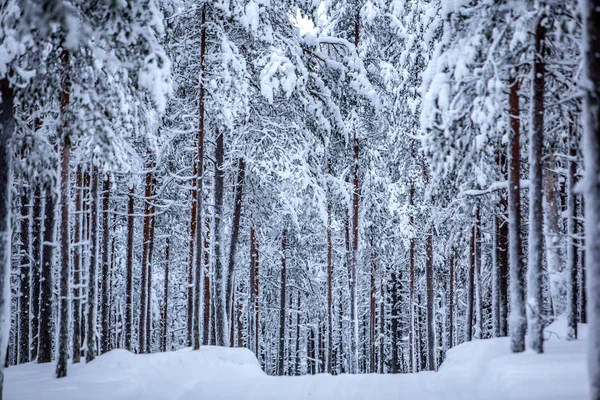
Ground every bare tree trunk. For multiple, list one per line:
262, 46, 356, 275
139, 162, 153, 353
492, 217, 501, 337
0, 77, 14, 397
426, 227, 435, 370
581, 0, 600, 396
249, 223, 256, 352
100, 173, 111, 354
30, 187, 41, 361
125, 186, 135, 350
277, 229, 287, 376
146, 191, 156, 353
18, 183, 30, 364
56, 53, 72, 374
350, 134, 360, 374
465, 225, 475, 342
38, 186, 55, 364
327, 188, 333, 374
408, 182, 415, 372
449, 254, 454, 348
391, 269, 399, 373
161, 238, 170, 352
202, 218, 210, 345
527, 17, 546, 354
193, 5, 207, 350
474, 206, 482, 340
369, 244, 376, 373
567, 121, 579, 340
508, 70, 526, 353
72, 165, 83, 362
86, 165, 99, 363
213, 130, 226, 346
225, 158, 245, 337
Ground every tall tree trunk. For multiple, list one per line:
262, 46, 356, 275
213, 130, 226, 346
38, 186, 55, 364
193, 4, 207, 350
30, 187, 41, 361
508, 69, 526, 353
125, 186, 135, 350
581, 0, 600, 396
369, 244, 376, 373
327, 189, 333, 374
567, 121, 579, 340
527, 17, 546, 354
465, 225, 475, 342
277, 229, 287, 376
544, 152, 564, 317
350, 134, 360, 374
56, 136, 71, 378
56, 53, 72, 375
249, 223, 257, 352
0, 77, 14, 397
187, 167, 197, 348
225, 158, 245, 338
426, 227, 435, 370
100, 173, 111, 354
474, 206, 482, 340
139, 162, 153, 353
408, 182, 415, 372
86, 165, 99, 363
18, 184, 30, 364
492, 217, 501, 337
295, 294, 301, 376
203, 218, 210, 345
448, 254, 455, 348
391, 270, 399, 373
378, 273, 385, 373
72, 165, 83, 362
145, 192, 156, 354
161, 237, 170, 352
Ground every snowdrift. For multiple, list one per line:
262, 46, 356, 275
5, 319, 589, 400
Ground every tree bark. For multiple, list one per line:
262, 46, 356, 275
465, 225, 475, 342
30, 187, 41, 361
0, 77, 14, 396
193, 4, 207, 350
277, 229, 287, 376
56, 58, 71, 375
327, 183, 333, 374
527, 16, 546, 354
508, 69, 526, 353
213, 130, 226, 346
161, 237, 170, 352
225, 158, 245, 339
350, 134, 359, 374
203, 218, 210, 345
581, 0, 600, 396
38, 186, 55, 364
425, 226, 435, 370
449, 254, 454, 348
567, 120, 579, 340
100, 173, 111, 354
72, 165, 83, 362
18, 184, 30, 364
408, 182, 415, 372
125, 186, 135, 350
86, 165, 99, 363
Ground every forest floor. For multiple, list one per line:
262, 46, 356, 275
5, 317, 589, 400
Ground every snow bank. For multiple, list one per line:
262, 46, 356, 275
5, 346, 263, 400
6, 322, 589, 400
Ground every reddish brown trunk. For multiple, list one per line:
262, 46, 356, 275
408, 182, 415, 372
125, 186, 135, 350
161, 237, 170, 352
202, 218, 210, 345
72, 165, 83, 362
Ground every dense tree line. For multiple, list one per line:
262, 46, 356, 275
0, 0, 599, 399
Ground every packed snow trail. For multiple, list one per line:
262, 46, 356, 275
6, 318, 589, 400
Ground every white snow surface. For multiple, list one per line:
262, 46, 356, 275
6, 319, 589, 400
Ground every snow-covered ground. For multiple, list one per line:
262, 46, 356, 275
6, 318, 589, 400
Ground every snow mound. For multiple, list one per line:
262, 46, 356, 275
6, 328, 589, 400
5, 346, 264, 400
